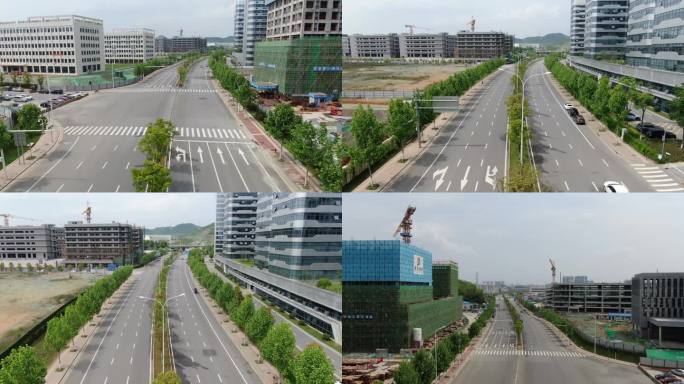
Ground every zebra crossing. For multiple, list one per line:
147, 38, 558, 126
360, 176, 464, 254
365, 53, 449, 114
631, 164, 684, 192
63, 126, 250, 141
108, 88, 215, 94
474, 348, 585, 358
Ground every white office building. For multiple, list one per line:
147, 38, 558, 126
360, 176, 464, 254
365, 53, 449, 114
570, 0, 587, 55
215, 193, 258, 259
0, 15, 105, 76
234, 0, 246, 49
399, 33, 450, 58
626, 0, 684, 72
104, 28, 155, 64
584, 0, 629, 59
0, 225, 64, 262
349, 34, 400, 58
242, 0, 268, 67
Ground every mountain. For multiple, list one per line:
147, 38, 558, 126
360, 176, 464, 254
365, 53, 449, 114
180, 223, 215, 245
515, 33, 570, 47
206, 36, 235, 44
146, 223, 203, 237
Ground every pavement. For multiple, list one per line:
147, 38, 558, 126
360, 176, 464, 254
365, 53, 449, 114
449, 296, 650, 384
1, 59, 294, 192
528, 60, 684, 192
167, 255, 266, 384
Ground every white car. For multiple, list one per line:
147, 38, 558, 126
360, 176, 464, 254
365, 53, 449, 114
603, 181, 629, 193
563, 103, 574, 110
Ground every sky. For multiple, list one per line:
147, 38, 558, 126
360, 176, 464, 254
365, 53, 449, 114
344, 0, 570, 37
3, 0, 238, 37
0, 194, 215, 229
343, 194, 684, 285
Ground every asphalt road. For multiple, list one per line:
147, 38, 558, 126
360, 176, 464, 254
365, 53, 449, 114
167, 254, 262, 384
451, 297, 649, 384
385, 66, 514, 192
62, 260, 159, 384
2, 60, 291, 192
526, 60, 658, 192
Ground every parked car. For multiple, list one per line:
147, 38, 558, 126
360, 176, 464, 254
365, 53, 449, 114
670, 370, 684, 378
567, 107, 579, 117
563, 103, 574, 110
625, 112, 641, 122
194, 287, 198, 294
37, 89, 50, 94
573, 114, 586, 125
604, 181, 629, 193
50, 89, 64, 94
638, 122, 665, 138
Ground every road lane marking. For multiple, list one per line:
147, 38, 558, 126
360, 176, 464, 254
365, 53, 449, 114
555, 159, 560, 168
76, 161, 84, 170
206, 142, 224, 192
102, 161, 108, 170
564, 181, 570, 191
87, 184, 94, 193
577, 159, 584, 167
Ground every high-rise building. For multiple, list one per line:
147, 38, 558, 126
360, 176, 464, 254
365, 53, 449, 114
63, 221, 143, 267
215, 193, 258, 259
242, 0, 268, 67
0, 15, 105, 75
626, 0, 684, 72
105, 28, 155, 64
632, 273, 684, 342
571, 0, 587, 55
234, 0, 246, 50
583, 0, 629, 59
0, 225, 64, 262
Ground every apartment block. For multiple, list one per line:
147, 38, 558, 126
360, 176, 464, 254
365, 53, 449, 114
547, 282, 632, 313
63, 221, 143, 267
0, 225, 64, 262
0, 15, 104, 75
349, 34, 400, 58
235, 0, 246, 49
242, 0, 268, 66
265, 0, 341, 40
571, 0, 587, 55
584, 0, 629, 58
632, 273, 684, 342
105, 28, 155, 64
454, 31, 513, 59
216, 193, 258, 259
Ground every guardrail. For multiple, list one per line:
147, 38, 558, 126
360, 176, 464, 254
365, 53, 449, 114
341, 90, 415, 99
574, 327, 645, 355
641, 357, 684, 369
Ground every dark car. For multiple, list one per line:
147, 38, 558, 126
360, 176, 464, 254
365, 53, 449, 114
573, 114, 586, 125
567, 107, 579, 117
50, 89, 64, 95
37, 89, 50, 94
625, 113, 641, 122
638, 122, 666, 138
194, 287, 198, 294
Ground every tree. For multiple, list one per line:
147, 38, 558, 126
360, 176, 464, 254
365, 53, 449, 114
412, 349, 436, 384
36, 75, 45, 91
134, 64, 147, 77
233, 295, 255, 330
593, 76, 611, 119
132, 160, 173, 192
0, 346, 46, 384
245, 307, 274, 344
608, 83, 629, 121
234, 84, 257, 109
393, 361, 421, 384
261, 323, 296, 373
46, 264, 54, 273
152, 371, 182, 384
16, 104, 47, 132
289, 122, 323, 187
435, 340, 454, 374
0, 262, 4, 272
215, 283, 235, 312
387, 98, 418, 160
21, 73, 31, 88
138, 119, 176, 164
670, 86, 684, 148
44, 317, 68, 370
26, 263, 34, 273
8, 262, 13, 272
265, 103, 301, 160
291, 344, 335, 384
10, 72, 18, 85
316, 277, 332, 290
350, 106, 385, 188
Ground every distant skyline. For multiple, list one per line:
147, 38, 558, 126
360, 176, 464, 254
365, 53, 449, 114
0, 194, 215, 228
343, 194, 684, 285
3, 0, 238, 37
344, 0, 570, 37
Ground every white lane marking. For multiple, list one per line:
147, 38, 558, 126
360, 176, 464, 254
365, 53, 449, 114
555, 159, 560, 168
104, 377, 108, 384
568, 143, 573, 150
602, 159, 610, 167
196, 374, 201, 384
76, 161, 84, 170
110, 358, 114, 365
564, 181, 570, 191
102, 161, 108, 170
217, 374, 223, 383
457, 158, 462, 167
206, 142, 224, 193
87, 184, 94, 193
592, 182, 599, 192
56, 184, 64, 193
577, 158, 584, 167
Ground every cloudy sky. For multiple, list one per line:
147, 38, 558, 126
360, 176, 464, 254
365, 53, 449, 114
344, 0, 570, 37
343, 194, 684, 285
0, 194, 215, 228
4, 0, 237, 37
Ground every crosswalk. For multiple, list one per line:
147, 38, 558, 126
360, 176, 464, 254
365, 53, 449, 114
631, 164, 684, 192
63, 126, 250, 141
108, 88, 216, 94
474, 349, 586, 358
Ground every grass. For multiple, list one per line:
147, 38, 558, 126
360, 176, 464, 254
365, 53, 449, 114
153, 256, 175, 376
235, 259, 255, 267
321, 281, 342, 294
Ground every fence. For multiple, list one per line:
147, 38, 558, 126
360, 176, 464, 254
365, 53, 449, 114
341, 90, 414, 100
640, 357, 684, 369
58, 76, 142, 92
574, 327, 646, 355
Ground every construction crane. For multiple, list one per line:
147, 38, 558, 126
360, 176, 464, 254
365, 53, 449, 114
549, 259, 557, 283
393, 206, 417, 244
0, 214, 39, 226
467, 17, 476, 32
404, 25, 433, 34
82, 202, 92, 224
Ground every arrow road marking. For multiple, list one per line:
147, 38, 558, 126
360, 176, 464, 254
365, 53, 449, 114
217, 147, 226, 165
432, 166, 448, 191
237, 148, 250, 166
485, 165, 499, 189
197, 146, 204, 164
461, 166, 471, 191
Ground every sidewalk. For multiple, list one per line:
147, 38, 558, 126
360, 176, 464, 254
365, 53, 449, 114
436, 318, 494, 383
209, 77, 320, 192
351, 68, 505, 192
45, 276, 137, 384
190, 267, 278, 384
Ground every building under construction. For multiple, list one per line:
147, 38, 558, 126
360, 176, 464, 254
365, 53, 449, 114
63, 222, 144, 267
454, 31, 514, 59
342, 240, 463, 354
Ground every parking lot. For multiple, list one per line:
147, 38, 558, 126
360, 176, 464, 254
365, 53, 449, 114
1, 87, 88, 112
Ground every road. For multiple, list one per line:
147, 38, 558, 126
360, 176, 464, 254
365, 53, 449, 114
2, 59, 291, 192
526, 60, 660, 192
62, 260, 159, 384
451, 297, 649, 384
385, 66, 514, 192
167, 254, 262, 384
206, 258, 343, 378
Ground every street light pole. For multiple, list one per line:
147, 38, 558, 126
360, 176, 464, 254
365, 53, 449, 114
139, 291, 185, 372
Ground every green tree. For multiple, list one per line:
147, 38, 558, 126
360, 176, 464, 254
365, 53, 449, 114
289, 122, 324, 187
412, 349, 436, 384
36, 75, 45, 91
132, 160, 173, 192
387, 98, 417, 160
233, 295, 255, 330
0, 262, 4, 272
0, 346, 46, 384
291, 344, 335, 384
593, 76, 611, 119
16, 104, 48, 131
393, 361, 421, 384
44, 317, 68, 370
608, 83, 629, 121
350, 106, 386, 187
264, 103, 301, 160
152, 371, 182, 384
261, 323, 296, 373
138, 119, 176, 164
245, 307, 274, 344
21, 73, 31, 88
670, 86, 684, 148
316, 277, 332, 290
134, 64, 147, 77
10, 72, 18, 86
215, 283, 235, 312
26, 263, 33, 273
234, 84, 257, 109
436, 340, 454, 374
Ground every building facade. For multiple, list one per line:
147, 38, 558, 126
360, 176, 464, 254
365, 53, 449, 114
349, 34, 400, 58
63, 221, 143, 267
583, 0, 629, 59
547, 282, 632, 313
571, 0, 587, 55
234, 0, 246, 50
242, 0, 268, 66
626, 0, 684, 72
399, 33, 450, 58
0, 15, 105, 75
0, 225, 64, 262
454, 31, 513, 59
105, 28, 155, 64
215, 193, 258, 259
265, 0, 341, 40
632, 273, 684, 342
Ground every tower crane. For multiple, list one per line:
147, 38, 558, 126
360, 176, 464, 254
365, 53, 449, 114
82, 202, 92, 224
549, 259, 557, 283
393, 206, 417, 244
467, 17, 476, 32
404, 25, 433, 34
0, 214, 39, 226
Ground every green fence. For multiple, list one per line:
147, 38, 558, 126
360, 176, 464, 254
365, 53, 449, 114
647, 349, 684, 362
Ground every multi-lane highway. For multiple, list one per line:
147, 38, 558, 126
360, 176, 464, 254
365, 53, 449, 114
168, 254, 262, 384
451, 296, 649, 384
3, 59, 292, 192
62, 260, 159, 384
385, 66, 514, 192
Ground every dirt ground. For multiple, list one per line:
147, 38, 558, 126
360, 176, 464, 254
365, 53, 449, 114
566, 313, 642, 344
0, 272, 97, 352
343, 63, 467, 91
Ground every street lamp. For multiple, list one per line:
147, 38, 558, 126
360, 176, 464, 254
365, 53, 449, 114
139, 292, 186, 372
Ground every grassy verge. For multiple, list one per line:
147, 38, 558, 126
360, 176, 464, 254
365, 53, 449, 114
234, 258, 255, 267
504, 296, 523, 347
152, 255, 175, 376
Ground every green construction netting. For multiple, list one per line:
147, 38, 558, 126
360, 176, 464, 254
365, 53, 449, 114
647, 349, 684, 361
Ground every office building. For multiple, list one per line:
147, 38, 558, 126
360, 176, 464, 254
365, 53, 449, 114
632, 273, 684, 342
399, 33, 450, 58
155, 35, 170, 54
583, 0, 629, 59
63, 221, 143, 267
571, 0, 587, 55
349, 34, 400, 58
234, 0, 246, 50
454, 31, 514, 59
215, 193, 258, 260
547, 281, 632, 313
105, 28, 155, 64
480, 281, 506, 295
562, 275, 591, 284
0, 15, 104, 75
0, 225, 64, 262
626, 0, 684, 72
342, 240, 463, 354
242, 0, 268, 67
342, 35, 351, 57
153, 35, 206, 54
252, 0, 343, 96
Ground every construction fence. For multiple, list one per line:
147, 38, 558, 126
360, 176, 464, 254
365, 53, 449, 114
641, 357, 684, 369
574, 326, 645, 355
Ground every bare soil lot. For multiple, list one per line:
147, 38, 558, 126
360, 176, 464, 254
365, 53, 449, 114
0, 272, 97, 352
343, 63, 467, 91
